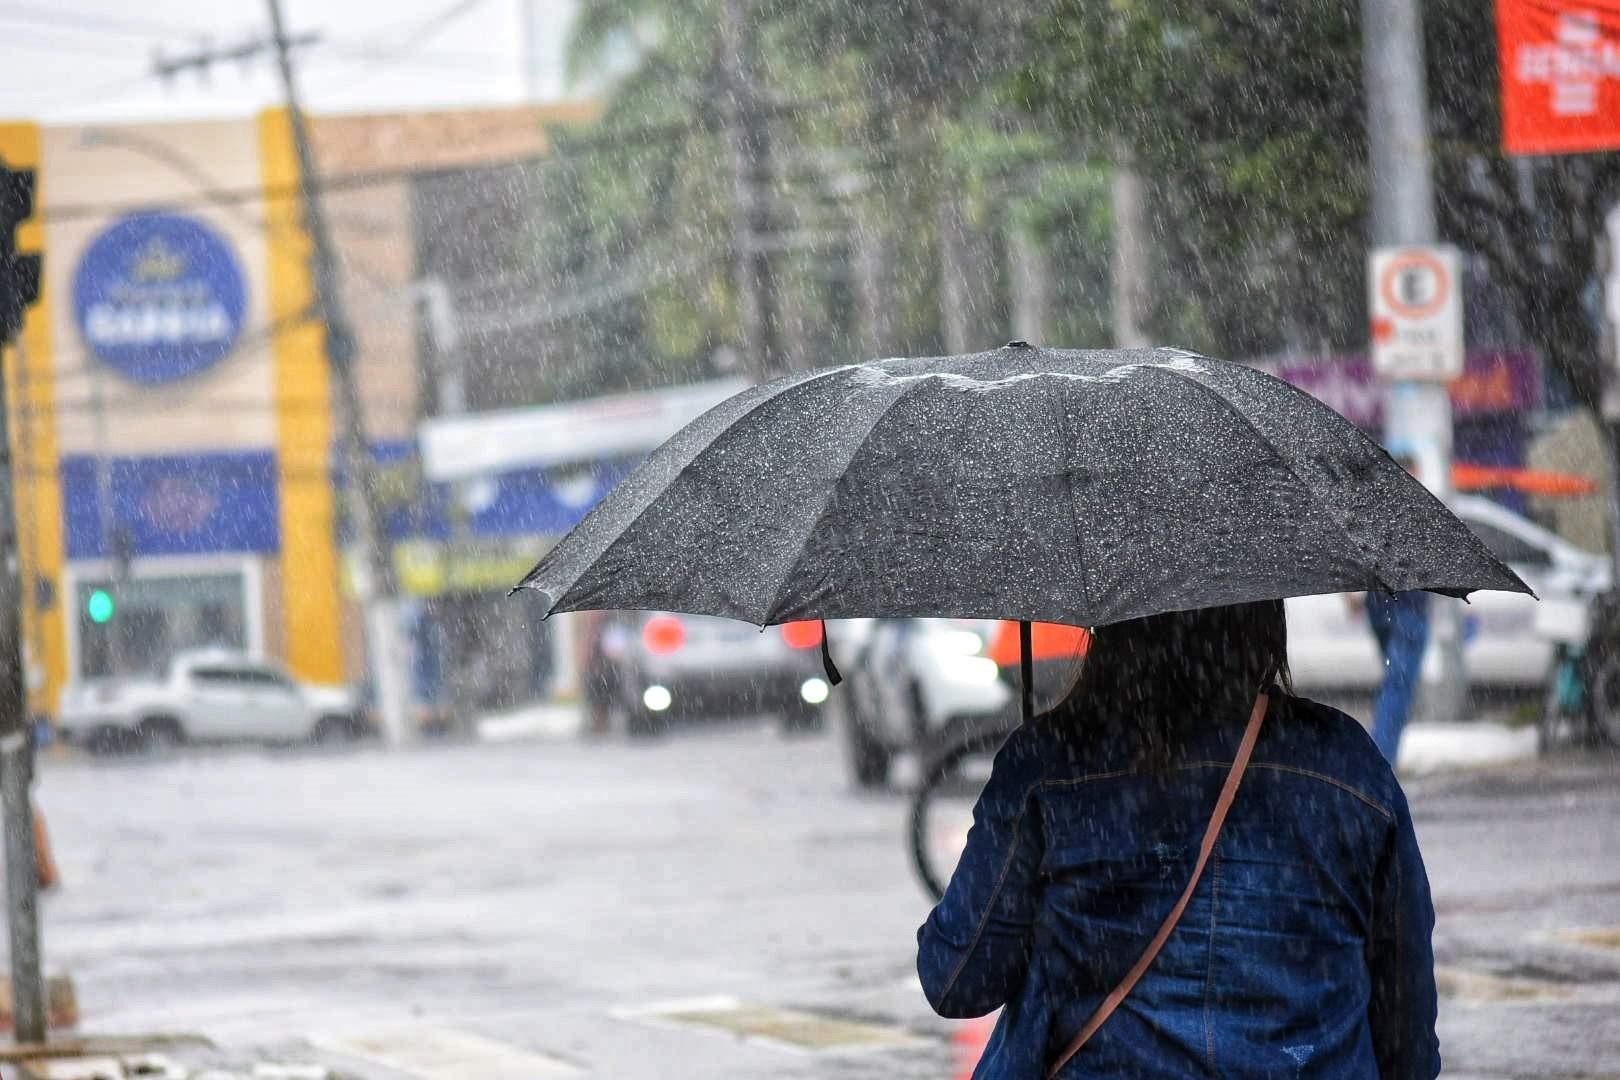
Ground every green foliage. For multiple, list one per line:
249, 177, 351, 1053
1016, 0, 1620, 402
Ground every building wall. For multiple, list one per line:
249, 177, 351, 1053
4, 102, 594, 714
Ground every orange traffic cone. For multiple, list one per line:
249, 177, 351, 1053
33, 804, 59, 891
953, 1014, 997, 1079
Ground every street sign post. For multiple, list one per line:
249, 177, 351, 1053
1369, 245, 1465, 382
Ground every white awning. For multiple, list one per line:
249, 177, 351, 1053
417, 377, 750, 481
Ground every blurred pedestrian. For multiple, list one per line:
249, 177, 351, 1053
1364, 588, 1431, 764
581, 611, 617, 736
1353, 454, 1433, 765
918, 601, 1439, 1078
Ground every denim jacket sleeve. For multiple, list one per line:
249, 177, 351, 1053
916, 723, 1046, 1019
1366, 783, 1441, 1079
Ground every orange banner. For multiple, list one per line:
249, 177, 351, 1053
1498, 0, 1620, 155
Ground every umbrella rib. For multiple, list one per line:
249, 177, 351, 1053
1151, 362, 1395, 594
756, 375, 942, 625
520, 363, 862, 612
1043, 373, 1093, 622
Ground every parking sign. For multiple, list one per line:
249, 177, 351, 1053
1369, 245, 1464, 381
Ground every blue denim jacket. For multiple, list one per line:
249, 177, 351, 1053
917, 693, 1439, 1079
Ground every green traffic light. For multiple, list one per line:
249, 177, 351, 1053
86, 589, 114, 624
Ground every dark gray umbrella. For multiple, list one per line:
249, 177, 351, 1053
517, 345, 1527, 626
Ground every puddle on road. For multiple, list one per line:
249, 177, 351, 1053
1556, 926, 1620, 953
618, 995, 923, 1052
315, 1028, 579, 1078
1435, 965, 1577, 1004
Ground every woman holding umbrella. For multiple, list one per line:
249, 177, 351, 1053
917, 600, 1439, 1078
517, 345, 1524, 1080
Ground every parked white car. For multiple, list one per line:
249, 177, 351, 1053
58, 648, 369, 752
1288, 496, 1609, 691
835, 618, 1010, 788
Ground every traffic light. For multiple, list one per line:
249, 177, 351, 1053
0, 159, 42, 347
85, 589, 115, 625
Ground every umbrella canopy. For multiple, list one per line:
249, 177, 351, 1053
516, 345, 1529, 628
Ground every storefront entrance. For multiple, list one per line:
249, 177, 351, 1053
70, 564, 258, 678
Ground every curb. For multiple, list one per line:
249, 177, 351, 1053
1395, 721, 1539, 776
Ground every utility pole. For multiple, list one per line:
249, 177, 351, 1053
719, 0, 777, 382
0, 157, 47, 1045
1361, 0, 1465, 725
90, 364, 128, 676
1008, 211, 1049, 345
1111, 145, 1151, 349
265, 0, 412, 746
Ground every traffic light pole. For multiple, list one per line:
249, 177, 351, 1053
0, 159, 45, 1043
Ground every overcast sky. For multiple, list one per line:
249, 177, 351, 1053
0, 0, 586, 125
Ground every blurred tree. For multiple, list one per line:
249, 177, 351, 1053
768, 0, 1047, 352
1014, 0, 1619, 411
524, 0, 1116, 402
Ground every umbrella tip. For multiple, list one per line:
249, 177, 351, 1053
1002, 340, 1032, 349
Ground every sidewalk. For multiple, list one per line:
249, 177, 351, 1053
1395, 720, 1539, 775
473, 701, 584, 744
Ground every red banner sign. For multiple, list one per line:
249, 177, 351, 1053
1497, 0, 1620, 155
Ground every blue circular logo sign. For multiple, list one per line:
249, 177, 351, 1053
73, 212, 247, 385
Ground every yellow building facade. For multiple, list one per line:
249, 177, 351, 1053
0, 104, 584, 716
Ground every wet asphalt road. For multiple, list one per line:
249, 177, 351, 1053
25, 712, 1620, 1079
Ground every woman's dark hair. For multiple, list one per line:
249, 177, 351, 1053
1052, 600, 1291, 770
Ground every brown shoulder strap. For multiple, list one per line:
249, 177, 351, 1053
1046, 692, 1270, 1079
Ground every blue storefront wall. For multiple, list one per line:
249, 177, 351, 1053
63, 442, 636, 562
343, 440, 636, 544
61, 449, 280, 560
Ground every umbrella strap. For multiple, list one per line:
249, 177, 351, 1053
1045, 692, 1269, 1079
1020, 620, 1033, 724
819, 621, 842, 686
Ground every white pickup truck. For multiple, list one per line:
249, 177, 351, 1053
57, 648, 369, 753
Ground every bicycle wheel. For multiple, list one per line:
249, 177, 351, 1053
1586, 650, 1620, 748
909, 727, 1009, 901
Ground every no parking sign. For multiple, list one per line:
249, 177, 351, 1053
1369, 245, 1464, 382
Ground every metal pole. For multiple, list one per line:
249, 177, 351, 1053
720, 0, 776, 381
265, 0, 411, 745
0, 733, 42, 1042
1111, 144, 1151, 350
0, 350, 44, 1043
90, 364, 125, 676
1361, 0, 1465, 725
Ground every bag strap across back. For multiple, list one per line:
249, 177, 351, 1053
1045, 692, 1270, 1079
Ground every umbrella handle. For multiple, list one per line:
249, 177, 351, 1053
1020, 620, 1033, 724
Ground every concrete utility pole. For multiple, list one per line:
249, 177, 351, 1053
265, 0, 412, 745
1361, 0, 1465, 725
1008, 220, 1049, 346
1111, 146, 1152, 350
0, 156, 46, 1044
719, 0, 778, 382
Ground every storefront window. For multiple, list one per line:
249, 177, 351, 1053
75, 571, 248, 677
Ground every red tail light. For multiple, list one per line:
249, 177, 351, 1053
642, 615, 686, 654
780, 620, 823, 649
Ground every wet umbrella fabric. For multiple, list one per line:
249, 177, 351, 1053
516, 345, 1528, 630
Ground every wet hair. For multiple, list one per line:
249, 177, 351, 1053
1051, 600, 1291, 771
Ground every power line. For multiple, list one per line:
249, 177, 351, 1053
0, 2, 196, 40
36, 114, 709, 224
